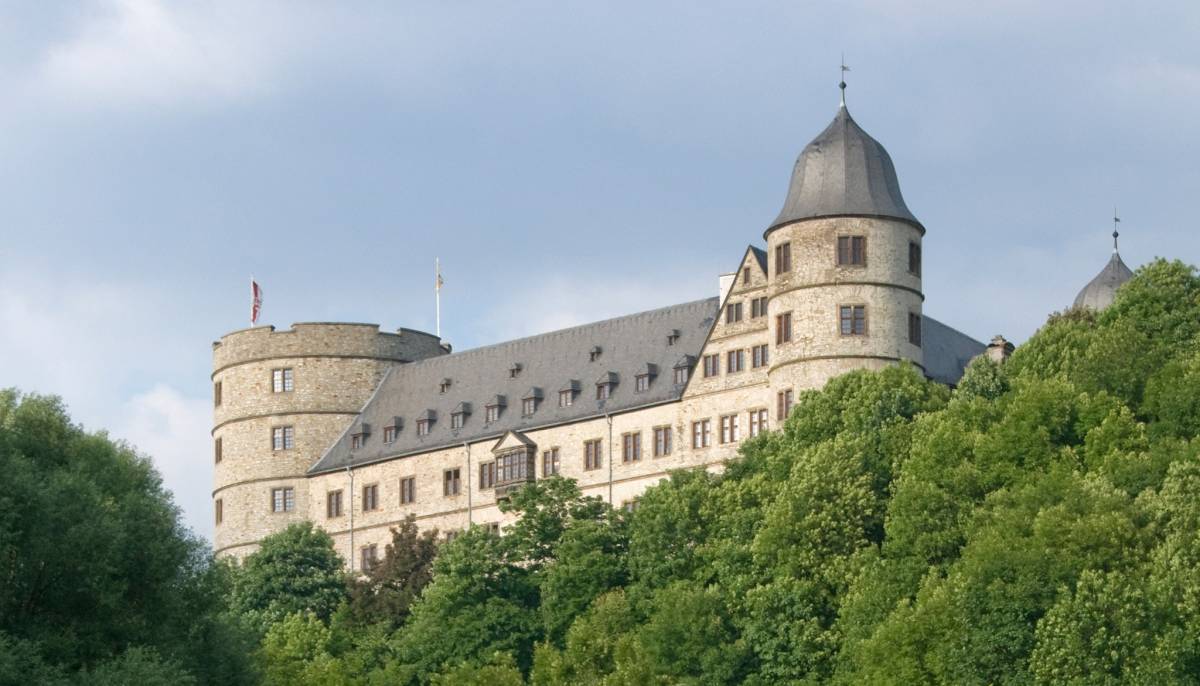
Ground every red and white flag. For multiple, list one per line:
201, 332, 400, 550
251, 279, 263, 325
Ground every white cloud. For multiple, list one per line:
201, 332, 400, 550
0, 260, 214, 539
32, 0, 316, 108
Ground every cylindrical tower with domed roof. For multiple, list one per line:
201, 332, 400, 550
765, 93, 925, 400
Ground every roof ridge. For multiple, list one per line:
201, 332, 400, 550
428, 297, 719, 364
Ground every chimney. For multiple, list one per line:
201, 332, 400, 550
985, 335, 1014, 363
718, 273, 736, 301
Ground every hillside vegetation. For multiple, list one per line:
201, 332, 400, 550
4, 258, 1200, 684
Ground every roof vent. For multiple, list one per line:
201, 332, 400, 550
667, 329, 681, 345
439, 378, 452, 393
509, 363, 523, 378
589, 346, 602, 362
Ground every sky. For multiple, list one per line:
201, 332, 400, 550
1, 1, 1198, 541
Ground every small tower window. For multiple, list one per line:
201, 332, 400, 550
909, 312, 922, 347
213, 381, 222, 407
214, 437, 223, 464
774, 242, 792, 275
837, 236, 867, 266
909, 242, 922, 276
272, 426, 294, 451
215, 498, 223, 525
271, 487, 295, 513
840, 305, 867, 336
777, 389, 794, 420
272, 368, 294, 393
776, 312, 792, 344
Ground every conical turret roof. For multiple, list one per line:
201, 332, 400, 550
767, 104, 920, 237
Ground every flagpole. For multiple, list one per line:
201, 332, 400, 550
435, 259, 442, 339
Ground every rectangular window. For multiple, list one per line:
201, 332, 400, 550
361, 544, 378, 571
522, 398, 537, 416
909, 312, 922, 347
213, 381, 222, 407
215, 498, 223, 525
451, 413, 465, 429
777, 389, 794, 421
752, 344, 770, 368
584, 439, 603, 471
443, 468, 461, 496
691, 419, 712, 448
362, 484, 379, 512
351, 434, 364, 449
271, 487, 295, 513
400, 477, 416, 505
775, 242, 792, 275
272, 368, 294, 393
743, 266, 751, 284
703, 354, 720, 378
214, 437, 223, 464
327, 490, 343, 518
653, 426, 672, 456
559, 389, 574, 407
622, 499, 640, 513
726, 349, 745, 374
272, 426, 295, 451
543, 448, 560, 477
909, 241, 922, 276
485, 405, 501, 423
840, 305, 867, 336
635, 375, 650, 392
725, 301, 743, 324
749, 408, 769, 437
674, 366, 689, 385
417, 419, 431, 436
622, 432, 642, 463
751, 296, 769, 318
837, 235, 867, 266
383, 426, 397, 443
486, 522, 501, 536
776, 312, 792, 344
479, 461, 496, 490
720, 414, 740, 443
596, 383, 611, 400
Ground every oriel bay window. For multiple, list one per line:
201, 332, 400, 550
494, 446, 536, 497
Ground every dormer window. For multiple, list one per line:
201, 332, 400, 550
634, 363, 657, 393
673, 355, 694, 386
485, 396, 505, 424
451, 402, 471, 430
667, 329, 680, 346
596, 372, 618, 400
439, 378, 452, 394
509, 363, 523, 378
522, 388, 543, 417
350, 424, 370, 450
559, 380, 580, 407
383, 417, 402, 444
416, 410, 435, 436
589, 346, 602, 362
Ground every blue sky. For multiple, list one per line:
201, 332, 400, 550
1, 1, 1197, 540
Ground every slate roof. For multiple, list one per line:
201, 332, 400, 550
1073, 251, 1134, 311
922, 315, 986, 386
768, 104, 921, 236
750, 246, 768, 274
309, 298, 720, 474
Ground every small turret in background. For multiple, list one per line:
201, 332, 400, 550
985, 335, 1014, 363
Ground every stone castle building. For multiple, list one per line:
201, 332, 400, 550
211, 87, 1129, 566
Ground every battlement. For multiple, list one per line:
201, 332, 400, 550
213, 322, 446, 374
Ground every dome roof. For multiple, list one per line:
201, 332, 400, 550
767, 104, 921, 236
1073, 251, 1134, 310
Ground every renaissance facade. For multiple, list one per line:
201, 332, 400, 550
213, 89, 1028, 565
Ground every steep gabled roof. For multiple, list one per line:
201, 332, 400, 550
309, 298, 719, 474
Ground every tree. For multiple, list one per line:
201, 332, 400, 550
347, 516, 438, 628
0, 390, 252, 684
231, 522, 349, 635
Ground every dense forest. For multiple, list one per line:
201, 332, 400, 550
4, 258, 1200, 684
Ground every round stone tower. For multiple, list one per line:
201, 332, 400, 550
765, 96, 924, 395
212, 323, 446, 560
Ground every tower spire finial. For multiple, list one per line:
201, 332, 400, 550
1112, 207, 1121, 253
839, 54, 850, 107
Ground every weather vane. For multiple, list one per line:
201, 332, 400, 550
840, 54, 850, 106
1112, 207, 1121, 252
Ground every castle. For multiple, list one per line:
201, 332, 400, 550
211, 85, 1133, 566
